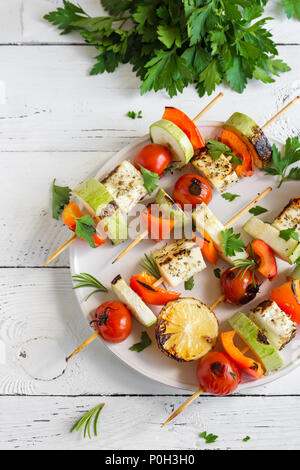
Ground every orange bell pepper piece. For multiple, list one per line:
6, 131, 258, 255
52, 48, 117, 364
62, 201, 105, 247
130, 271, 181, 305
221, 330, 264, 379
195, 230, 218, 264
162, 107, 205, 150
221, 129, 254, 177
140, 204, 175, 241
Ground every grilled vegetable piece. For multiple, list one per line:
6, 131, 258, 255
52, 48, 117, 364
195, 230, 218, 264
150, 119, 194, 167
250, 300, 297, 350
140, 204, 175, 241
270, 280, 300, 324
111, 275, 157, 327
272, 198, 300, 238
288, 265, 300, 281
62, 202, 105, 247
153, 238, 206, 287
155, 188, 189, 227
220, 129, 254, 177
224, 112, 272, 168
130, 271, 181, 305
197, 351, 241, 395
162, 107, 205, 150
73, 178, 128, 244
290, 244, 300, 264
101, 160, 147, 215
246, 239, 277, 281
243, 216, 298, 263
221, 330, 264, 379
229, 312, 284, 373
192, 147, 238, 194
192, 203, 248, 265
156, 298, 219, 362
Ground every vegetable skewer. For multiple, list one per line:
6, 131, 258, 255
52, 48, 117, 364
43, 93, 224, 268
152, 186, 272, 287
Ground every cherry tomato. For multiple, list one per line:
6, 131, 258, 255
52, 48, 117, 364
173, 174, 212, 209
91, 301, 132, 343
220, 267, 260, 305
134, 144, 172, 177
197, 351, 241, 396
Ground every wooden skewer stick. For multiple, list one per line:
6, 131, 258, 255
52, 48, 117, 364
42, 233, 77, 267
162, 388, 203, 427
66, 331, 99, 362
261, 96, 300, 131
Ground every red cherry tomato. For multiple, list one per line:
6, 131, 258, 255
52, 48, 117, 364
220, 267, 260, 305
91, 301, 132, 343
173, 174, 212, 209
197, 351, 241, 396
134, 144, 172, 177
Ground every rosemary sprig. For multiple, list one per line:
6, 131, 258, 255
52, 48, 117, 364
72, 272, 108, 301
70, 403, 105, 439
230, 242, 258, 287
139, 253, 160, 280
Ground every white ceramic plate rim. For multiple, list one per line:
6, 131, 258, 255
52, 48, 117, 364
70, 121, 300, 392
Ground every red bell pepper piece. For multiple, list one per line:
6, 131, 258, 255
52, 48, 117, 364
140, 204, 175, 241
221, 129, 254, 177
195, 230, 218, 264
130, 271, 181, 305
221, 330, 264, 379
246, 239, 277, 281
270, 280, 300, 324
62, 201, 105, 247
162, 107, 205, 150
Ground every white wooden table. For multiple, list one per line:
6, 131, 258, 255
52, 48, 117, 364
1, 1, 300, 450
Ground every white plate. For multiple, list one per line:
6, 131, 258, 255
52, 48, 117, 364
70, 121, 300, 392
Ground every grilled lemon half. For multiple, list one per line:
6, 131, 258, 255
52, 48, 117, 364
156, 298, 219, 362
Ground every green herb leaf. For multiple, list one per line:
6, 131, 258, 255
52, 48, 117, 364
52, 179, 71, 220
126, 110, 142, 119
261, 136, 300, 187
220, 228, 245, 257
70, 403, 105, 439
200, 431, 218, 444
72, 272, 108, 300
279, 226, 300, 242
184, 276, 194, 290
129, 331, 152, 352
243, 435, 251, 442
138, 165, 159, 195
75, 215, 96, 248
140, 253, 161, 279
230, 372, 238, 379
249, 205, 268, 216
206, 139, 234, 160
222, 192, 240, 202
214, 268, 221, 279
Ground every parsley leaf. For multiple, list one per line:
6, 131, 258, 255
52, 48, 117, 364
184, 276, 194, 290
281, 0, 300, 20
200, 431, 218, 444
44, 1, 291, 98
243, 436, 251, 442
230, 372, 238, 379
138, 164, 159, 195
261, 136, 300, 187
129, 331, 152, 352
206, 139, 237, 161
221, 228, 245, 257
279, 227, 300, 242
75, 215, 96, 248
222, 192, 240, 202
249, 205, 268, 216
52, 179, 71, 220
126, 110, 142, 119
214, 268, 221, 279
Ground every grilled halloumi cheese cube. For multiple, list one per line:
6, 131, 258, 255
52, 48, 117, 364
192, 203, 248, 265
272, 198, 300, 238
250, 300, 297, 350
153, 238, 206, 287
111, 275, 156, 327
192, 147, 238, 194
101, 160, 147, 214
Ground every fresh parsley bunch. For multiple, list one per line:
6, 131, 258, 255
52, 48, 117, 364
45, 0, 292, 98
